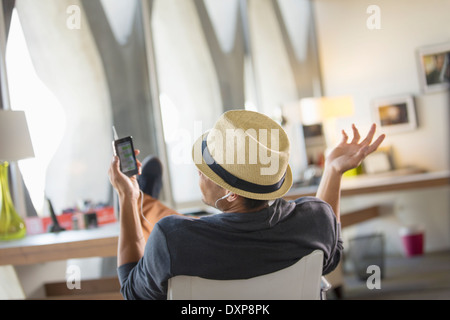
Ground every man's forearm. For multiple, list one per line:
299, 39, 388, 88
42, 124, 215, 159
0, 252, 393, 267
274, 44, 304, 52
314, 123, 385, 222
118, 194, 146, 267
316, 166, 343, 222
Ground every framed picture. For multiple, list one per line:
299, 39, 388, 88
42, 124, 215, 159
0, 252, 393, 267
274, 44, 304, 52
417, 42, 450, 93
372, 95, 417, 134
302, 124, 325, 147
363, 147, 394, 174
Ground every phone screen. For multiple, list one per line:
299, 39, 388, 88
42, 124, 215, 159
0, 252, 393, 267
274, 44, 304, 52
114, 137, 138, 176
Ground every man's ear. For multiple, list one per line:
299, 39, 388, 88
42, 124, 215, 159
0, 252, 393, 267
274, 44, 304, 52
225, 192, 239, 202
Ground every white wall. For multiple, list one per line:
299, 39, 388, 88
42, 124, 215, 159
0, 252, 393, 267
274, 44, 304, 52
314, 0, 450, 170
314, 0, 450, 254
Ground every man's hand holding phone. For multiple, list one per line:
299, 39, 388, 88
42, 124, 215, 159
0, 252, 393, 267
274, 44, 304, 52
109, 149, 142, 202
109, 148, 146, 267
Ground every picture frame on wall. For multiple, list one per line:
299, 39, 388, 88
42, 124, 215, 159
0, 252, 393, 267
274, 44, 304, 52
372, 95, 417, 134
417, 42, 450, 93
363, 147, 394, 174
302, 123, 325, 147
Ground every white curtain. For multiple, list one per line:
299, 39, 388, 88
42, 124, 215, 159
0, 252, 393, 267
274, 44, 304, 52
14, 0, 112, 213
152, 0, 223, 206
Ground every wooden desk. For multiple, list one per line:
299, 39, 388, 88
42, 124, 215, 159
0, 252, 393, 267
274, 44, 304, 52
284, 170, 450, 200
285, 170, 450, 228
0, 223, 119, 267
2, 171, 448, 267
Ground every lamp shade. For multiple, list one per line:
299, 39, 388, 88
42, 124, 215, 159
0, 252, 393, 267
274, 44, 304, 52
0, 110, 35, 161
300, 96, 354, 125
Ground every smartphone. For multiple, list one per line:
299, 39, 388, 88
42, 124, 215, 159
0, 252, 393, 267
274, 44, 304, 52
113, 136, 139, 177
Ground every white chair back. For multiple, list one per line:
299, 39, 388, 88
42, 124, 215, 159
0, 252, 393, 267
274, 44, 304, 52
167, 250, 324, 300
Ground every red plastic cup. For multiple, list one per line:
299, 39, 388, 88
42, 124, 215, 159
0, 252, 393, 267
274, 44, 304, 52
399, 226, 424, 257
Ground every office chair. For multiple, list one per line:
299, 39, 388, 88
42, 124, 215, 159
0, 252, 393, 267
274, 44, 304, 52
168, 250, 329, 300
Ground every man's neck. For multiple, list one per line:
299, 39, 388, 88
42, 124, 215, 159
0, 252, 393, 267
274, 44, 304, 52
222, 202, 269, 214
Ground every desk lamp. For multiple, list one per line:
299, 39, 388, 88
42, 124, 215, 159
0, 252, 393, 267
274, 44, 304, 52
300, 95, 354, 149
0, 110, 35, 240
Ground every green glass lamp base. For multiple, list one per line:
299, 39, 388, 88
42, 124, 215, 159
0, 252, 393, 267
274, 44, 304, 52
0, 227, 27, 241
0, 162, 27, 241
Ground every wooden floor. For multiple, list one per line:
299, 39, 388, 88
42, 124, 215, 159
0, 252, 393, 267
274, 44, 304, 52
337, 250, 450, 300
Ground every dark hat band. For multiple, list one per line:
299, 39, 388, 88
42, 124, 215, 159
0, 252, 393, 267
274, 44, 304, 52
202, 135, 286, 194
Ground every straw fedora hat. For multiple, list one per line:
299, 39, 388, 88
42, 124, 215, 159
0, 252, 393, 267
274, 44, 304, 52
192, 110, 293, 200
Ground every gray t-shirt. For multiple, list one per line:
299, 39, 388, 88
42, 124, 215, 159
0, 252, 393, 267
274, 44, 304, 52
118, 197, 343, 300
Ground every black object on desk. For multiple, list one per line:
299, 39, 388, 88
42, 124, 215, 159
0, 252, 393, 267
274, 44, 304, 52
47, 196, 66, 233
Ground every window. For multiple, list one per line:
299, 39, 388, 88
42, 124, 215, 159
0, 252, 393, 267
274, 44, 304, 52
6, 3, 114, 216
152, 0, 223, 207
6, 10, 66, 215
4, 0, 322, 215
